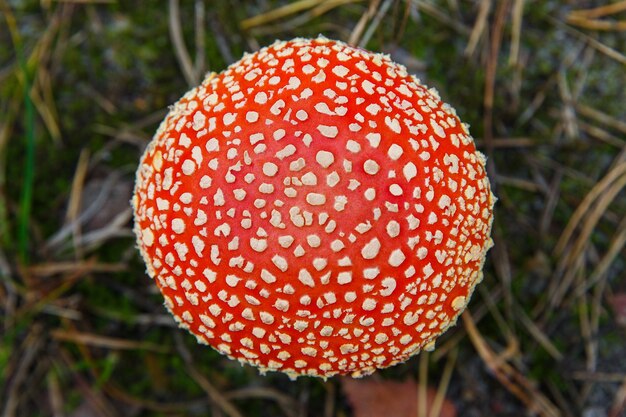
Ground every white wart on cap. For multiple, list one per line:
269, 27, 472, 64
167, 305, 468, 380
132, 36, 495, 379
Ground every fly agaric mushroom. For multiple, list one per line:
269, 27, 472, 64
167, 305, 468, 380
132, 37, 495, 378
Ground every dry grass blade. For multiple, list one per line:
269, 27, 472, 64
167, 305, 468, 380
208, 10, 235, 64
169, 0, 199, 86
567, 1, 626, 32
47, 369, 64, 417
548, 164, 626, 312
490, 230, 514, 325
578, 121, 625, 148
12, 258, 112, 323
52, 0, 116, 3
310, 0, 364, 23
0, 98, 18, 248
67, 149, 90, 226
576, 103, 626, 136
483, 0, 509, 169
3, 3, 65, 143
348, 0, 381, 45
540, 170, 563, 236
576, 278, 601, 402
33, 64, 61, 142
51, 329, 169, 353
465, 0, 491, 57
569, 1, 626, 19
15, 5, 64, 143
572, 372, 626, 383
358, 0, 394, 47
566, 17, 626, 32
174, 335, 244, 417
508, 0, 524, 66
429, 348, 457, 417
410, 0, 471, 36
240, 0, 327, 30
243, 0, 362, 36
517, 307, 563, 361
574, 214, 626, 297
549, 16, 626, 65
194, 0, 206, 77
26, 260, 126, 276
432, 286, 502, 362
226, 387, 300, 417
554, 162, 626, 256
57, 349, 119, 417
104, 382, 210, 413
462, 311, 562, 417
557, 71, 579, 141
91, 108, 167, 147
66, 148, 90, 259
418, 351, 429, 417
72, 207, 133, 252
1, 324, 45, 417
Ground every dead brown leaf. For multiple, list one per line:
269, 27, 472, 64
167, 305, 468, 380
341, 377, 457, 417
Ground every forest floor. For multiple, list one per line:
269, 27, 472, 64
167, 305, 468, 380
1, 1, 626, 416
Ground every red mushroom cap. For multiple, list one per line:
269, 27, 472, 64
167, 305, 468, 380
132, 37, 495, 378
